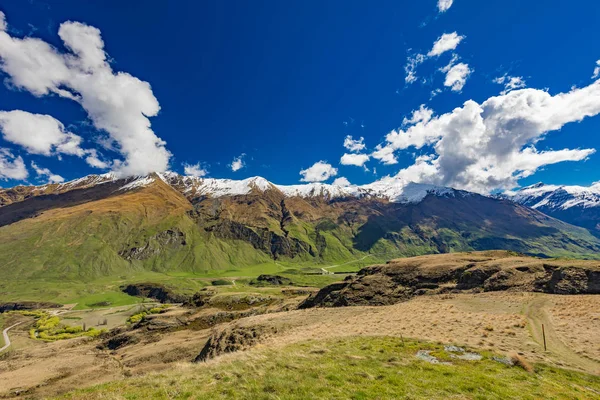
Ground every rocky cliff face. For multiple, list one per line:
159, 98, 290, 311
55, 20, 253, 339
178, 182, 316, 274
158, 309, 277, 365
299, 251, 600, 308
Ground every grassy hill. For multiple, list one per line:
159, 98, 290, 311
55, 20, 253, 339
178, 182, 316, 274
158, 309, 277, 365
58, 336, 600, 399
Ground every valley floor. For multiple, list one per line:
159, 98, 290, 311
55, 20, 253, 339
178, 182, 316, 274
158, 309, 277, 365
0, 292, 599, 398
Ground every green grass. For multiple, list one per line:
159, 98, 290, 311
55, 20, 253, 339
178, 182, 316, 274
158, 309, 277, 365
59, 336, 600, 399
0, 314, 5, 348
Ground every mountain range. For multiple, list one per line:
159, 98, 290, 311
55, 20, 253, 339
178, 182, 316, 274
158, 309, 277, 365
1, 173, 600, 283
504, 183, 600, 234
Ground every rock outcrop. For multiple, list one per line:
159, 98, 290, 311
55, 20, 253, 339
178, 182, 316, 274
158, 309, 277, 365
120, 283, 188, 303
193, 325, 278, 362
299, 251, 600, 308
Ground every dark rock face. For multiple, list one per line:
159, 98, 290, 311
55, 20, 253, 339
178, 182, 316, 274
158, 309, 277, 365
98, 332, 140, 350
193, 325, 278, 362
205, 219, 315, 260
120, 283, 188, 303
0, 302, 61, 313
250, 274, 293, 286
119, 229, 186, 261
299, 252, 600, 309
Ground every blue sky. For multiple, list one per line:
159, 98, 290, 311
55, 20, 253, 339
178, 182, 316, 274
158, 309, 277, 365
0, 0, 600, 192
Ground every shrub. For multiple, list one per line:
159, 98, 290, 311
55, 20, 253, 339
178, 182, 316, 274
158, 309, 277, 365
509, 353, 533, 373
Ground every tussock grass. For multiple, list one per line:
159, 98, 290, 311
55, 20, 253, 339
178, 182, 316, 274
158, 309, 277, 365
59, 336, 600, 399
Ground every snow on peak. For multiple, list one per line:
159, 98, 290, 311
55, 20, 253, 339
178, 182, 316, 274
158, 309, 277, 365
506, 182, 600, 210
30, 171, 467, 205
277, 176, 463, 204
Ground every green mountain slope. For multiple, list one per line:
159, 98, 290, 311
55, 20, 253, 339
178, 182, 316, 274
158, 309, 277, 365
0, 174, 599, 292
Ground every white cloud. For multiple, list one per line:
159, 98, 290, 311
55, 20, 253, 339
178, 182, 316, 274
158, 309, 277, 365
494, 75, 526, 95
0, 11, 6, 32
343, 135, 366, 152
371, 144, 399, 165
428, 32, 465, 57
340, 153, 370, 167
405, 33, 465, 84
372, 81, 600, 193
184, 162, 208, 177
300, 161, 338, 182
405, 53, 425, 84
332, 177, 351, 186
31, 161, 64, 183
0, 110, 109, 169
84, 150, 109, 169
441, 60, 472, 92
230, 154, 245, 172
437, 0, 454, 13
0, 110, 84, 156
0, 148, 28, 180
593, 60, 600, 79
0, 13, 170, 177
403, 105, 434, 126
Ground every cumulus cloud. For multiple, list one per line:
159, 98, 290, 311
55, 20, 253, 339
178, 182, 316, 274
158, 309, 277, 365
494, 75, 526, 95
437, 0, 454, 13
0, 110, 109, 169
31, 161, 64, 183
593, 60, 600, 79
184, 162, 208, 177
340, 153, 370, 167
403, 105, 434, 126
440, 58, 472, 92
428, 32, 465, 57
300, 161, 338, 182
372, 81, 600, 193
0, 11, 6, 32
0, 13, 170, 177
230, 154, 245, 172
0, 148, 28, 180
332, 177, 351, 186
343, 135, 366, 152
0, 110, 84, 156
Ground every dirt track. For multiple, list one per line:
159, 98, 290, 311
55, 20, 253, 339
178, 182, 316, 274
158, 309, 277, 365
525, 296, 600, 374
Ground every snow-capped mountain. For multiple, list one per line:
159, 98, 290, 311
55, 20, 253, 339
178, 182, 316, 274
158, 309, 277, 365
504, 182, 600, 232
155, 172, 469, 204
1, 172, 470, 207
2, 172, 600, 282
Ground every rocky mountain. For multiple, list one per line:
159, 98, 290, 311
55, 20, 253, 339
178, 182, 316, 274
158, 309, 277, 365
1, 173, 600, 282
504, 183, 600, 233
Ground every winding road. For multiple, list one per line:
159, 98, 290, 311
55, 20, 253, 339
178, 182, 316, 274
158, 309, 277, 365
0, 321, 23, 352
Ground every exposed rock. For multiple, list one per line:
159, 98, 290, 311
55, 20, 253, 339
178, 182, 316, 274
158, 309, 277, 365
119, 229, 186, 261
120, 283, 188, 304
0, 302, 61, 313
184, 289, 217, 307
204, 219, 315, 260
98, 332, 140, 350
250, 274, 293, 286
193, 325, 278, 362
300, 251, 600, 308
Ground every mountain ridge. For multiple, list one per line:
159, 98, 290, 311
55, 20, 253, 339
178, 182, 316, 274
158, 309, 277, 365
504, 182, 600, 233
